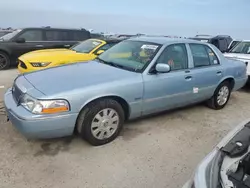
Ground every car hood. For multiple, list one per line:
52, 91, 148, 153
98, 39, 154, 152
20, 48, 96, 64
23, 61, 139, 96
224, 53, 250, 61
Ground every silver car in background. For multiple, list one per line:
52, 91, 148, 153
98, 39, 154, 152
183, 119, 250, 188
4, 37, 247, 146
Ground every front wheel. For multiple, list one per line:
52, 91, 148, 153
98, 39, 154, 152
77, 99, 125, 146
206, 81, 231, 110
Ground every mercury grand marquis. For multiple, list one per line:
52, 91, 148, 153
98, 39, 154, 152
4, 37, 247, 146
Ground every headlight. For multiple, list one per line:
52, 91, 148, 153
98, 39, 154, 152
20, 94, 69, 114
30, 62, 51, 67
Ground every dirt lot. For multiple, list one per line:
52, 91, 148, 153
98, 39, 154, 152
0, 69, 250, 188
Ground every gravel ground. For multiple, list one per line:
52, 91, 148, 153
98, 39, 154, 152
0, 69, 250, 188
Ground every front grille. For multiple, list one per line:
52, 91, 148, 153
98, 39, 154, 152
19, 60, 27, 69
12, 83, 23, 104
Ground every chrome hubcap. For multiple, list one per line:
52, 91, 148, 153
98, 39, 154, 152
217, 86, 229, 106
91, 108, 119, 140
0, 54, 7, 69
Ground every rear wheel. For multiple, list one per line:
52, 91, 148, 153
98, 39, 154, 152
77, 99, 125, 146
0, 51, 10, 70
206, 81, 231, 110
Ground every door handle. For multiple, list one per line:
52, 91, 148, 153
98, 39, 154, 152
35, 45, 44, 47
185, 76, 192, 81
216, 71, 222, 75
64, 44, 70, 47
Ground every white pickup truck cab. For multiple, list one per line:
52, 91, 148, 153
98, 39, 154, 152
224, 40, 250, 77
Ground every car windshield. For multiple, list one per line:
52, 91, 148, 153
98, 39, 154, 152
97, 40, 161, 72
227, 41, 240, 52
0, 29, 22, 41
71, 39, 102, 53
230, 42, 250, 54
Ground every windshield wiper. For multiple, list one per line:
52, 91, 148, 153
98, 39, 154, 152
96, 57, 121, 68
96, 57, 137, 72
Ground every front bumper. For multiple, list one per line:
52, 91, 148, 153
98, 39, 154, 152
4, 88, 78, 139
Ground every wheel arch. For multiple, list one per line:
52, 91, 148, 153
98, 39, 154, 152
218, 76, 235, 90
0, 49, 10, 56
78, 95, 131, 120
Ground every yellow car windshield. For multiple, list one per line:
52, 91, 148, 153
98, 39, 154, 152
71, 40, 102, 53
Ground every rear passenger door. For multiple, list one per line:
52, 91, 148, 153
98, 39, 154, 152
187, 43, 223, 101
44, 29, 71, 49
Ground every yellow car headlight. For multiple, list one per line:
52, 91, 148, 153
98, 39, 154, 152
30, 62, 51, 67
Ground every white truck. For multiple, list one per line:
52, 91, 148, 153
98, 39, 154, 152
224, 40, 250, 78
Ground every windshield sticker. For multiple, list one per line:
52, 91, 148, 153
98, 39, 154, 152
141, 44, 158, 50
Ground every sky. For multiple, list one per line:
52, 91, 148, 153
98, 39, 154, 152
0, 0, 249, 39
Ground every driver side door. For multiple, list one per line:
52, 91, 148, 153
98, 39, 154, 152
142, 43, 195, 115
11, 29, 45, 59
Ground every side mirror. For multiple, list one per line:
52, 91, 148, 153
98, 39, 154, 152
155, 63, 170, 73
96, 50, 104, 55
15, 38, 25, 43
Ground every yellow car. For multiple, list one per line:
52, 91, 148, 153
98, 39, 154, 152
18, 38, 122, 73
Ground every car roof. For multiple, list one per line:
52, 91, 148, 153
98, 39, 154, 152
21, 27, 89, 31
240, 40, 250, 42
128, 36, 204, 45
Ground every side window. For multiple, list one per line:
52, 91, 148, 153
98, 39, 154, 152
205, 46, 219, 65
98, 43, 116, 51
69, 31, 90, 41
190, 44, 210, 67
45, 30, 68, 41
156, 44, 188, 71
18, 30, 43, 41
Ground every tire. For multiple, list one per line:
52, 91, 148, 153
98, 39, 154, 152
76, 99, 125, 146
206, 81, 231, 110
0, 51, 10, 70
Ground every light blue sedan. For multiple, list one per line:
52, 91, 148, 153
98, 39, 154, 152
4, 37, 247, 146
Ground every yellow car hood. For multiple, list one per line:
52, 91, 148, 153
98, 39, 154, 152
20, 48, 96, 65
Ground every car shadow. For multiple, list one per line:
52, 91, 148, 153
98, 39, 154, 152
240, 84, 250, 92
120, 102, 205, 141
32, 103, 204, 156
